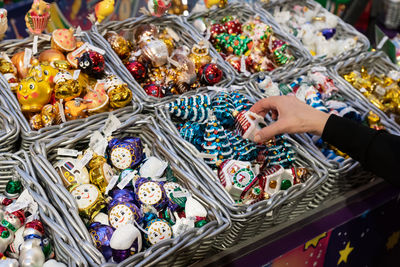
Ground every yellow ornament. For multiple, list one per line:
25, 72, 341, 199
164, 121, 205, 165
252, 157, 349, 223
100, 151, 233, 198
17, 76, 52, 113
89, 156, 114, 194
64, 99, 88, 120
104, 75, 133, 108
29, 62, 57, 85
189, 41, 212, 71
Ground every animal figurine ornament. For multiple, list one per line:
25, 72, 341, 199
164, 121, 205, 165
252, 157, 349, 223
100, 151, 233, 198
95, 0, 115, 23
0, 9, 8, 40
17, 76, 52, 113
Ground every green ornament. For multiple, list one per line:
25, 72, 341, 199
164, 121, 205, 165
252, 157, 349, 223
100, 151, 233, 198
42, 238, 53, 258
281, 179, 292, 190
169, 188, 187, 207
195, 220, 208, 228
279, 83, 292, 95
221, 15, 234, 23
165, 165, 178, 182
163, 209, 175, 226
6, 180, 22, 197
0, 229, 9, 239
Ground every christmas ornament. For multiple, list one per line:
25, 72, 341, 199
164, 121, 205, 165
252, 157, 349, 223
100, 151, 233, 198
95, 0, 115, 23
134, 25, 158, 44
54, 77, 83, 101
168, 95, 211, 122
64, 99, 88, 120
108, 202, 141, 229
142, 40, 169, 67
108, 137, 144, 170
135, 179, 167, 210
143, 83, 164, 98
89, 156, 114, 194
215, 33, 253, 56
38, 49, 66, 64
109, 223, 141, 262
11, 51, 32, 79
204, 0, 227, 9
51, 28, 77, 53
202, 113, 232, 167
230, 90, 252, 112
0, 9, 8, 40
212, 91, 235, 127
189, 41, 212, 71
25, 0, 50, 35
17, 76, 52, 113
225, 130, 257, 162
224, 19, 242, 35
71, 184, 106, 219
263, 135, 296, 168
5, 180, 23, 199
198, 63, 223, 85
54, 157, 90, 191
234, 110, 267, 142
78, 51, 105, 78
89, 223, 114, 260
104, 75, 133, 108
139, 157, 168, 179
179, 121, 205, 150
144, 219, 172, 246
209, 23, 226, 44
19, 220, 45, 267
125, 61, 147, 82
147, 0, 172, 17
84, 82, 110, 114
105, 32, 131, 59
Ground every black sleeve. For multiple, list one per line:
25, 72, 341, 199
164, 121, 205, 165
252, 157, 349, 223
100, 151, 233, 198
321, 114, 400, 186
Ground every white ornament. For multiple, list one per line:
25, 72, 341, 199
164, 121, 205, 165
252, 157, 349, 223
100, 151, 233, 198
139, 157, 168, 179
110, 223, 142, 251
185, 196, 207, 218
71, 184, 100, 210
92, 212, 109, 225
137, 182, 163, 205
44, 259, 67, 267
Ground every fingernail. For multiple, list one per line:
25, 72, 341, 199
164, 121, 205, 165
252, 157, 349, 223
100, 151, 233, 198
254, 135, 261, 143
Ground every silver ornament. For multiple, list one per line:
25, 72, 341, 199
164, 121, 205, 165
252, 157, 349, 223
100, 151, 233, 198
19, 238, 45, 267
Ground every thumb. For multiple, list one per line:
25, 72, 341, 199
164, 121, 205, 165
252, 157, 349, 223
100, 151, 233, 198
254, 121, 284, 143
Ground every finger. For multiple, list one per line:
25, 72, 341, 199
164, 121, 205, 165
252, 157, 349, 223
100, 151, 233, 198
271, 110, 278, 120
254, 120, 285, 143
250, 97, 279, 117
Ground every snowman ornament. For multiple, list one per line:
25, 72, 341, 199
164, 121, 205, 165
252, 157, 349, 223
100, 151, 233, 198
71, 184, 105, 219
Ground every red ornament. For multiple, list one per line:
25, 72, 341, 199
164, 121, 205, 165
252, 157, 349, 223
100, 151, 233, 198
198, 63, 223, 85
224, 19, 242, 35
125, 61, 147, 81
226, 55, 241, 72
143, 83, 163, 98
209, 24, 226, 44
78, 51, 105, 78
25, 220, 45, 236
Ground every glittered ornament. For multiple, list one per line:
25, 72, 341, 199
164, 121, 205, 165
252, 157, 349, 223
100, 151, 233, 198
144, 218, 172, 246
78, 51, 105, 78
202, 113, 232, 167
54, 79, 83, 101
211, 91, 235, 127
225, 130, 257, 162
135, 178, 167, 210
199, 63, 223, 85
104, 75, 133, 108
108, 188, 135, 207
179, 121, 205, 150
89, 223, 114, 260
224, 19, 242, 35
263, 135, 296, 168
105, 32, 131, 59
215, 33, 253, 56
147, 0, 171, 17
189, 41, 213, 71
108, 201, 142, 229
0, 226, 12, 253
168, 95, 211, 122
209, 23, 226, 45
5, 180, 22, 199
89, 157, 114, 194
1, 209, 25, 232
108, 137, 144, 170
125, 61, 147, 82
230, 90, 252, 112
134, 25, 158, 44
144, 83, 164, 98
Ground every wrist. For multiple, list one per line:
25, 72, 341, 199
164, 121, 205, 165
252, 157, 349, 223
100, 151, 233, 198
309, 110, 330, 136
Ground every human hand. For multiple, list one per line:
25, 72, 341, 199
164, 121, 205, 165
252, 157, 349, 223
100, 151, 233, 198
250, 95, 330, 143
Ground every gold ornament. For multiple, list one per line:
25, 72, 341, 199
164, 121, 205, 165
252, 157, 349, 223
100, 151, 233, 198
17, 76, 52, 113
64, 99, 88, 120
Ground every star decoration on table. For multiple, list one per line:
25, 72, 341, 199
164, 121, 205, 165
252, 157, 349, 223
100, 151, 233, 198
304, 232, 327, 250
386, 231, 400, 250
337, 241, 354, 265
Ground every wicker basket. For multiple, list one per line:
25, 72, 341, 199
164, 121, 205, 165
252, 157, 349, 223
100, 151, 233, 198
30, 113, 230, 267
249, 63, 399, 208
333, 51, 400, 131
156, 87, 328, 250
89, 15, 235, 110
185, 2, 311, 84
0, 34, 142, 151
0, 91, 20, 153
256, 0, 370, 66
0, 151, 86, 266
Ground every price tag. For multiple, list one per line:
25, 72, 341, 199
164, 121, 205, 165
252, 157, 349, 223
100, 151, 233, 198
72, 43, 88, 57
75, 26, 83, 36
23, 48, 32, 68
39, 34, 51, 41
73, 70, 81, 80
117, 170, 137, 189
57, 148, 82, 157
33, 35, 39, 55
58, 101, 66, 123
76, 149, 94, 170
89, 131, 108, 156
102, 114, 121, 137
5, 202, 28, 213
172, 190, 189, 198
105, 175, 119, 195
